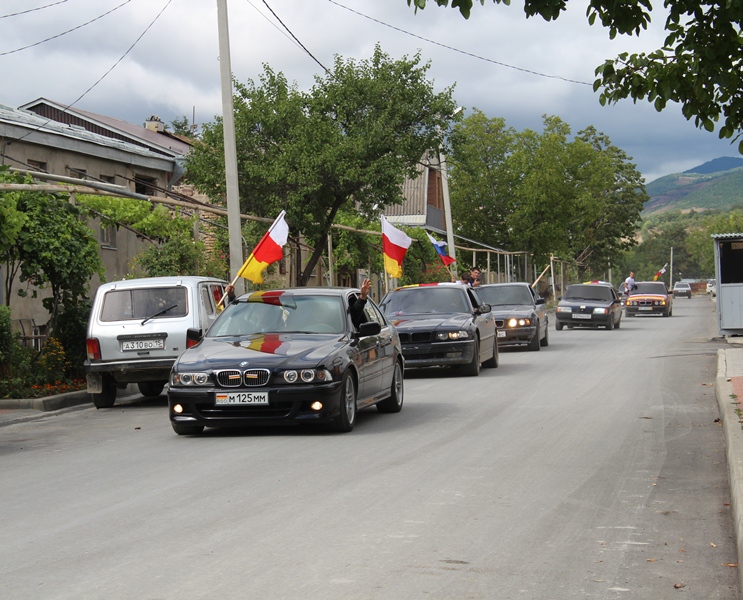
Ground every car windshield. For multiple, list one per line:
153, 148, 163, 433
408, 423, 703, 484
674, 283, 690, 289
100, 287, 188, 322
478, 285, 533, 306
380, 287, 471, 315
633, 282, 667, 295
208, 294, 346, 336
563, 285, 613, 302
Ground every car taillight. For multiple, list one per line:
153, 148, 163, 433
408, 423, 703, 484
86, 338, 101, 360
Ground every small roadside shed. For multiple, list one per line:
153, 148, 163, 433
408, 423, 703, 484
712, 233, 743, 335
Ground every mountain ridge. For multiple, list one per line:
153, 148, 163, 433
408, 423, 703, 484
644, 156, 743, 214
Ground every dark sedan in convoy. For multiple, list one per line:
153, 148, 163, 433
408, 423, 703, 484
555, 282, 623, 330
378, 283, 497, 376
477, 282, 549, 351
168, 287, 404, 435
624, 281, 673, 317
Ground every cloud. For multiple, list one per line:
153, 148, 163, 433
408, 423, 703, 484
1, 0, 738, 182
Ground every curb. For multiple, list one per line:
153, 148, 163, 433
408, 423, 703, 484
715, 349, 743, 593
0, 389, 92, 412
0, 383, 141, 412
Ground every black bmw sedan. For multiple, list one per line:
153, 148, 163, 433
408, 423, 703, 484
168, 287, 404, 435
378, 283, 498, 376
555, 282, 623, 330
477, 282, 549, 351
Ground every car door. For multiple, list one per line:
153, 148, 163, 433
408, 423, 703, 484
364, 299, 395, 394
529, 286, 548, 336
467, 288, 496, 358
348, 293, 385, 402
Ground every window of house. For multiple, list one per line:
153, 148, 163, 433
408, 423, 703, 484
100, 174, 115, 184
134, 175, 157, 196
100, 224, 117, 249
27, 159, 47, 172
69, 168, 87, 179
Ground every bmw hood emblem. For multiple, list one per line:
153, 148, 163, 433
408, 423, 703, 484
239, 361, 249, 367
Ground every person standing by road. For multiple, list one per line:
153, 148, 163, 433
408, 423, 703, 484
624, 271, 637, 295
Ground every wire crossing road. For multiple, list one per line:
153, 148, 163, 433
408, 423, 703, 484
0, 296, 737, 599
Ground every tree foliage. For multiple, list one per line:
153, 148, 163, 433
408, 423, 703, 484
0, 171, 104, 337
405, 0, 743, 151
449, 111, 646, 276
186, 45, 458, 285
75, 194, 228, 279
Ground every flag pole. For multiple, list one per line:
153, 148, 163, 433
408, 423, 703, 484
216, 210, 287, 307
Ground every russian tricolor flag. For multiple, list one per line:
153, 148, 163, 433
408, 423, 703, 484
426, 232, 456, 266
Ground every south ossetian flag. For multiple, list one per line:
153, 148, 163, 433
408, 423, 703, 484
381, 216, 412, 278
425, 232, 456, 266
237, 212, 289, 284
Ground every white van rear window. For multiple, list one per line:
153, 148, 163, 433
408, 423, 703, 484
101, 287, 188, 322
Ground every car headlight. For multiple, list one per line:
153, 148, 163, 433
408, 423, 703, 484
436, 331, 470, 340
593, 307, 608, 314
281, 369, 333, 383
557, 306, 572, 313
507, 318, 531, 327
171, 372, 211, 386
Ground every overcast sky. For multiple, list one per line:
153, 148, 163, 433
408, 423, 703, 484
1, 0, 738, 183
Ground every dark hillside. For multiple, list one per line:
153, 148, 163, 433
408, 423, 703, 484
644, 158, 743, 215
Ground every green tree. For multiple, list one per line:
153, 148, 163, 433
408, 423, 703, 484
449, 113, 645, 274
404, 0, 743, 151
186, 45, 458, 285
0, 168, 29, 303
170, 115, 195, 137
12, 193, 104, 337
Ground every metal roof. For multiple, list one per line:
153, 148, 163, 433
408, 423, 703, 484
711, 233, 743, 239
0, 104, 173, 162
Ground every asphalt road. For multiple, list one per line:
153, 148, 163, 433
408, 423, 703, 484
0, 296, 738, 599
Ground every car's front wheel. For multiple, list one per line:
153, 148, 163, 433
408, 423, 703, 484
377, 361, 404, 413
540, 324, 549, 347
556, 321, 564, 331
483, 338, 498, 368
606, 316, 615, 330
461, 339, 481, 376
528, 325, 541, 351
171, 422, 204, 435
330, 371, 357, 432
138, 381, 166, 397
92, 375, 117, 409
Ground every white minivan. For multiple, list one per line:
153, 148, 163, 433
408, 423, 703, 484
85, 276, 228, 408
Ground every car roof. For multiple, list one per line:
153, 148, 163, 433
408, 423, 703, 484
97, 276, 227, 291
393, 282, 469, 291
479, 282, 530, 288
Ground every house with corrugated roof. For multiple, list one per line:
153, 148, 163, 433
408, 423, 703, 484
0, 101, 193, 343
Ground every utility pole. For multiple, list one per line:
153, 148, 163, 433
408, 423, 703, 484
216, 0, 244, 292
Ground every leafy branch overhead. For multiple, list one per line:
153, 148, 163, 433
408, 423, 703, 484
406, 0, 743, 151
186, 44, 458, 285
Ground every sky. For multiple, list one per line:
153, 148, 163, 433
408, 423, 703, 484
1, 0, 739, 184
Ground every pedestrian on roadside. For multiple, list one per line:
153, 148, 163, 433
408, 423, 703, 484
624, 271, 637, 295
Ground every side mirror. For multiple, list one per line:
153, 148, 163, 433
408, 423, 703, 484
358, 322, 382, 337
535, 297, 546, 305
476, 303, 491, 314
186, 328, 203, 348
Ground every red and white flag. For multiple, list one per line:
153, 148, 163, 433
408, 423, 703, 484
381, 216, 412, 278
237, 211, 289, 284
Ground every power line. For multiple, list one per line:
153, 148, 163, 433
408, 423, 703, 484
0, 0, 69, 19
0, 0, 132, 56
259, 0, 330, 74
10, 0, 173, 144
326, 0, 592, 87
